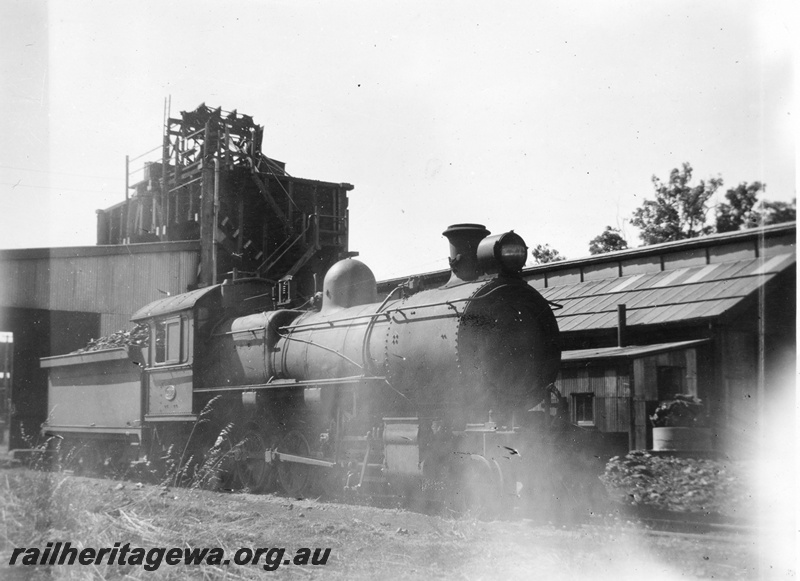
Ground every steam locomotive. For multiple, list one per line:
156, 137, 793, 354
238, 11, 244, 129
41, 224, 594, 513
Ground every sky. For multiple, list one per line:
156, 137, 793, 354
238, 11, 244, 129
1, 0, 795, 280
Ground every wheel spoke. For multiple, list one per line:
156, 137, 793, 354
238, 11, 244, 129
234, 427, 275, 492
277, 430, 311, 497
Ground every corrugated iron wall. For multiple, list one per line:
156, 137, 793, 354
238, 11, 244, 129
555, 366, 632, 432
557, 366, 628, 398
0, 243, 200, 336
632, 349, 698, 401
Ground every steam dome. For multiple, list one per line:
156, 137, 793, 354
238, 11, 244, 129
321, 259, 377, 312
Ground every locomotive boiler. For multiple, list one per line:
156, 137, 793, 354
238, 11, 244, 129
41, 224, 568, 511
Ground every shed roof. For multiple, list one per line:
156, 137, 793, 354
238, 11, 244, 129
561, 339, 710, 363
540, 253, 795, 333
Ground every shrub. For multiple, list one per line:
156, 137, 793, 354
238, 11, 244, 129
601, 451, 748, 517
650, 394, 706, 428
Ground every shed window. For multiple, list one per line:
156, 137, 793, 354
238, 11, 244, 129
572, 393, 595, 426
154, 318, 182, 365
657, 366, 684, 400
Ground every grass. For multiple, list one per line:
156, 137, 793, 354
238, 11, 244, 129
1, 469, 294, 580
0, 424, 768, 580
0, 469, 463, 580
0, 465, 764, 581
0, 415, 272, 580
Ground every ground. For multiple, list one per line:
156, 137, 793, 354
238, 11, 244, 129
0, 464, 789, 581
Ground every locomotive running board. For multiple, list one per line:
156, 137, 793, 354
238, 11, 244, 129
265, 450, 337, 468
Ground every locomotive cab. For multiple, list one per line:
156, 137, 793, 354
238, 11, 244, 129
130, 280, 274, 452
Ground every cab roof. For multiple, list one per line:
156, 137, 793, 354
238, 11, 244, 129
131, 285, 221, 322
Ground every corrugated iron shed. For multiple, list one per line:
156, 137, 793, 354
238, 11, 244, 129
0, 241, 200, 336
541, 253, 795, 333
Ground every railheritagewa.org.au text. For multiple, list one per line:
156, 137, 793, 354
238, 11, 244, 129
8, 542, 331, 571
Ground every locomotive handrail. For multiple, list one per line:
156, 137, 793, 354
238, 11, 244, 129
280, 312, 389, 331
388, 298, 467, 316
279, 296, 488, 333
280, 284, 524, 333
193, 375, 384, 393
212, 327, 267, 337
361, 283, 406, 375
275, 330, 364, 370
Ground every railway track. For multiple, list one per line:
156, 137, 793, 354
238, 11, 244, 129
622, 518, 757, 544
597, 505, 758, 541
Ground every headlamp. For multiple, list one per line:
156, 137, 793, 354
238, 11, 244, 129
477, 231, 528, 275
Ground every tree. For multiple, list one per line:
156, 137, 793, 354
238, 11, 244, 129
531, 244, 566, 264
589, 226, 629, 255
762, 198, 796, 225
717, 185, 795, 232
716, 182, 764, 232
631, 162, 722, 245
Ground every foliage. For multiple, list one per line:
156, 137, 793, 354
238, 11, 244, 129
634, 165, 794, 246
649, 395, 706, 428
715, 181, 764, 232
588, 226, 629, 255
717, 189, 796, 232
531, 244, 566, 264
631, 162, 722, 245
762, 198, 796, 225
168, 396, 229, 489
601, 451, 748, 517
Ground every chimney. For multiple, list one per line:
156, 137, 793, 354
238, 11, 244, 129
617, 304, 627, 347
442, 224, 490, 284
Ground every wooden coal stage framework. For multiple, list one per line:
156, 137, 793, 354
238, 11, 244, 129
97, 103, 354, 297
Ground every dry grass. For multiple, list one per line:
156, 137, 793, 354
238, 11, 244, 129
0, 469, 471, 580
0, 466, 765, 581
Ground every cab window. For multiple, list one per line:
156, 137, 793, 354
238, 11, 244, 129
154, 317, 183, 365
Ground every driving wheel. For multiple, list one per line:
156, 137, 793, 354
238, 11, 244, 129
277, 430, 312, 497
234, 423, 277, 492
